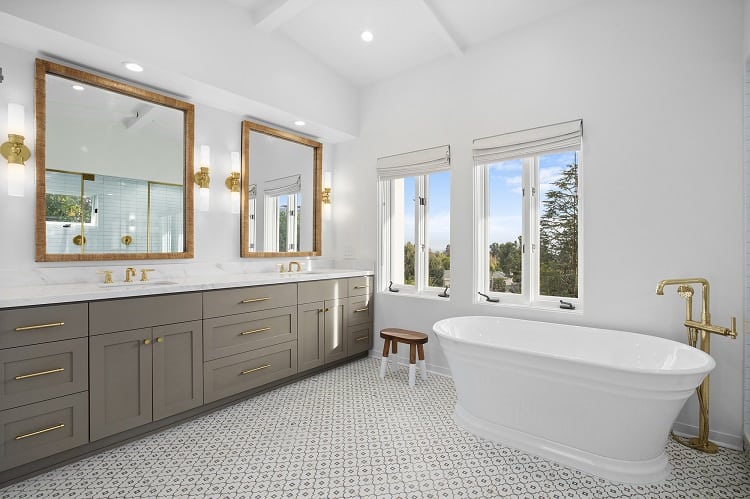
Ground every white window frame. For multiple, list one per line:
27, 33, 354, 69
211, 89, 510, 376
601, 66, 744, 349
376, 145, 451, 298
474, 150, 582, 310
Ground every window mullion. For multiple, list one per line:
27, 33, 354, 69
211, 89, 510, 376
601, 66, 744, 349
415, 176, 427, 292
522, 158, 533, 302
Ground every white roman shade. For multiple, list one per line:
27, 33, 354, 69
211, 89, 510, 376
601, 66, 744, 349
473, 120, 582, 164
264, 174, 301, 197
376, 145, 450, 179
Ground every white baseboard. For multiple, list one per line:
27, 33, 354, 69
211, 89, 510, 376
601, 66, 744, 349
368, 352, 452, 377
671, 422, 744, 451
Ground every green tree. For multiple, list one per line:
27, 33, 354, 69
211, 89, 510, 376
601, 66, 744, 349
403, 242, 415, 284
539, 163, 578, 298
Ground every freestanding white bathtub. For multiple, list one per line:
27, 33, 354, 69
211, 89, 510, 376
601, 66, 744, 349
432, 316, 715, 484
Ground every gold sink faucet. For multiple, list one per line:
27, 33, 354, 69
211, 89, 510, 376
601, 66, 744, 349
288, 261, 301, 272
124, 267, 137, 283
656, 277, 737, 454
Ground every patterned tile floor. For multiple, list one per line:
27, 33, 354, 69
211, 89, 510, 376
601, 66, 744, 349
2, 358, 749, 499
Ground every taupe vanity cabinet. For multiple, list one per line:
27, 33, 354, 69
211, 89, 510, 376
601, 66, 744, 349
0, 304, 89, 471
0, 274, 372, 484
202, 284, 298, 403
88, 294, 203, 440
297, 276, 373, 371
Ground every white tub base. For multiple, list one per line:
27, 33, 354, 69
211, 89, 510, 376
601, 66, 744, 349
455, 403, 669, 484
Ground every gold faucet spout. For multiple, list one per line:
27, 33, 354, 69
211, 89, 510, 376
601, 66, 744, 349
656, 278, 710, 324
288, 261, 301, 272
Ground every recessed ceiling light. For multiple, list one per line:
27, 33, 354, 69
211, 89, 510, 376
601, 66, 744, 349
361, 30, 374, 42
71, 84, 84, 91
294, 120, 306, 126
123, 62, 144, 72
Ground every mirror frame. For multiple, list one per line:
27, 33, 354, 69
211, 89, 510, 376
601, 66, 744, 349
34, 59, 195, 261
240, 120, 322, 258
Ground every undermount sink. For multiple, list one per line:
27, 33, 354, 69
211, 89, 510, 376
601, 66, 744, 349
98, 280, 178, 288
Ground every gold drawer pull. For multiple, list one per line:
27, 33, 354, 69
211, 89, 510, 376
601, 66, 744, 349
240, 327, 271, 336
15, 322, 65, 332
15, 367, 65, 380
15, 423, 65, 440
240, 297, 270, 304
354, 307, 369, 313
241, 364, 270, 375
354, 336, 369, 342
353, 285, 368, 289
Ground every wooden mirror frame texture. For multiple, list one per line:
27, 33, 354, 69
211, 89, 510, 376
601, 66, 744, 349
240, 120, 322, 258
34, 59, 195, 261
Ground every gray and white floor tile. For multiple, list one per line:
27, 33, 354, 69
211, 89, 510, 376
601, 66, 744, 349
1, 358, 749, 498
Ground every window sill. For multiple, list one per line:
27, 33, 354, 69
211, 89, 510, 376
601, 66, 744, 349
474, 299, 584, 315
377, 290, 451, 302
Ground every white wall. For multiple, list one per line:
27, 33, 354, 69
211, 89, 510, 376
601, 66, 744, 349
332, 0, 746, 447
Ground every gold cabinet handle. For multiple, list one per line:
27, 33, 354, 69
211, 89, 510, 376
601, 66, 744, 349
324, 307, 330, 312
143, 339, 151, 345
317, 308, 324, 313
15, 367, 65, 380
354, 336, 369, 342
240, 297, 270, 304
240, 327, 271, 336
354, 307, 369, 313
156, 337, 164, 343
15, 423, 65, 440
353, 285, 367, 289
15, 322, 65, 332
241, 364, 270, 375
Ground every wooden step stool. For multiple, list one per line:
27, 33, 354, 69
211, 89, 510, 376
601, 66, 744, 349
379, 328, 428, 387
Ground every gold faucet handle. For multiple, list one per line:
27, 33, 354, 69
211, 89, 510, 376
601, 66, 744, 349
278, 263, 286, 273
140, 269, 155, 282
96, 270, 113, 284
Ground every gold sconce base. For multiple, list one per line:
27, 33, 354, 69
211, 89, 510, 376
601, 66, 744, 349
1, 134, 31, 164
322, 187, 331, 204
194, 166, 210, 189
225, 171, 240, 192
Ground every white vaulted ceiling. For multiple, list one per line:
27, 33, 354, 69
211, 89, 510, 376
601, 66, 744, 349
225, 0, 595, 87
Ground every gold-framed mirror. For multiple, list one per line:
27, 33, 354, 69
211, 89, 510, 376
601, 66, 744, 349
241, 120, 321, 257
35, 59, 194, 261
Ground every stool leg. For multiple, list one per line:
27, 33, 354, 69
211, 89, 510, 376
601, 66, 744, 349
392, 341, 398, 355
417, 344, 427, 381
409, 344, 417, 387
380, 338, 390, 379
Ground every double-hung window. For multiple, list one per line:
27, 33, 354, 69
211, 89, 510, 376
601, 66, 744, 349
377, 145, 451, 296
474, 120, 582, 307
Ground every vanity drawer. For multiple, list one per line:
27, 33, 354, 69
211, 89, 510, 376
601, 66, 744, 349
203, 284, 297, 318
0, 338, 88, 411
347, 276, 373, 296
348, 323, 372, 356
298, 279, 346, 304
203, 306, 297, 361
347, 295, 373, 326
0, 391, 88, 472
0, 303, 87, 349
204, 341, 297, 403
89, 293, 202, 335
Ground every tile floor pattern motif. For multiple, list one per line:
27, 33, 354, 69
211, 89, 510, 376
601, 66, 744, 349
2, 358, 749, 499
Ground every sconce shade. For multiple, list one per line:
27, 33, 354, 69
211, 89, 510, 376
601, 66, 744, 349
198, 186, 210, 212
7, 162, 24, 197
230, 191, 240, 214
7, 104, 24, 136
200, 145, 210, 166
231, 151, 240, 171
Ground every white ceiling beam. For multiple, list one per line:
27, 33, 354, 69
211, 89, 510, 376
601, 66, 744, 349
415, 0, 462, 56
253, 0, 315, 32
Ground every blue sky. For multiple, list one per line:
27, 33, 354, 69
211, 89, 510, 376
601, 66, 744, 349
402, 151, 577, 251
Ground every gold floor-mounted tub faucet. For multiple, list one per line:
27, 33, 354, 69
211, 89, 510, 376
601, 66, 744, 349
656, 277, 737, 454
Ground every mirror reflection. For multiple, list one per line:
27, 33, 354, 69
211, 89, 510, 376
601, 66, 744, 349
36, 59, 194, 261
242, 121, 321, 257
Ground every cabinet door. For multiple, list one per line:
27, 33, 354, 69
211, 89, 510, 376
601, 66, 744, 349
324, 299, 347, 363
152, 321, 203, 421
90, 329, 152, 441
298, 301, 324, 372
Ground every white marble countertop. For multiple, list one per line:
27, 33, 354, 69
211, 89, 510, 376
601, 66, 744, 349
0, 268, 374, 309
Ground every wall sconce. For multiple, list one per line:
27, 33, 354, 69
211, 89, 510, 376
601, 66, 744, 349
195, 145, 210, 212
226, 151, 241, 214
322, 171, 332, 204
1, 104, 30, 197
